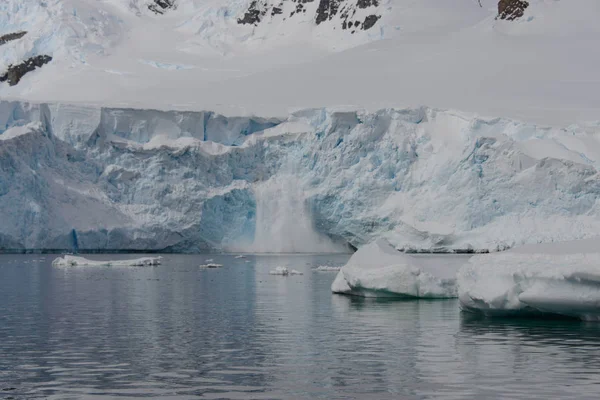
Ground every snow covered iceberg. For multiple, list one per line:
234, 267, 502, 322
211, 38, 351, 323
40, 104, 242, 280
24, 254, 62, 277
331, 239, 458, 298
52, 255, 162, 267
458, 239, 600, 321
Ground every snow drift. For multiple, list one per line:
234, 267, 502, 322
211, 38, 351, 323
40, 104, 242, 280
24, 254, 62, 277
458, 239, 600, 321
331, 239, 458, 298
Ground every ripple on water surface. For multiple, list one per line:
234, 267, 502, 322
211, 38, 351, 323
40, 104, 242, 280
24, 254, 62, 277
1, 254, 600, 399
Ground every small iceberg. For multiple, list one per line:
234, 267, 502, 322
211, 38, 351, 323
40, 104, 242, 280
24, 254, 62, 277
199, 263, 223, 268
52, 255, 162, 267
332, 239, 458, 298
314, 265, 342, 272
458, 238, 600, 321
269, 267, 303, 276
235, 255, 246, 259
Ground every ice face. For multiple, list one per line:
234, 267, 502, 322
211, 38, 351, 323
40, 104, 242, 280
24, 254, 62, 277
1, 100, 600, 252
331, 239, 460, 298
458, 240, 600, 321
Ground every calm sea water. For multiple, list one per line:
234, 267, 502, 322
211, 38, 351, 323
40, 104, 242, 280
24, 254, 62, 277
1, 254, 600, 399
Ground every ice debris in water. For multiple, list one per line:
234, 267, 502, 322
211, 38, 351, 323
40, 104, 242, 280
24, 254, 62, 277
458, 238, 600, 321
269, 267, 303, 276
199, 263, 223, 268
332, 239, 459, 298
235, 255, 246, 259
314, 265, 342, 272
52, 255, 162, 267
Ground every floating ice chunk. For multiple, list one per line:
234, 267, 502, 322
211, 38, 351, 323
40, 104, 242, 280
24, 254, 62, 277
52, 255, 162, 267
235, 255, 246, 259
331, 239, 458, 298
199, 263, 223, 268
205, 259, 214, 262
314, 265, 342, 272
458, 239, 600, 321
269, 266, 303, 276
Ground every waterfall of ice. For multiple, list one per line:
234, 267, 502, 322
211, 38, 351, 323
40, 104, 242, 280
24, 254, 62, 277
248, 173, 346, 253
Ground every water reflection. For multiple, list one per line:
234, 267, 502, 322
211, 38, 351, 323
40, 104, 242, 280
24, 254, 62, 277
1, 254, 600, 399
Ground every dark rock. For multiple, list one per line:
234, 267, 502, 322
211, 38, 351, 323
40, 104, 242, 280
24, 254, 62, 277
356, 0, 378, 9
0, 55, 52, 86
316, 0, 344, 25
148, 0, 176, 14
271, 6, 283, 15
497, 0, 529, 21
0, 31, 27, 46
361, 14, 380, 30
238, 0, 267, 25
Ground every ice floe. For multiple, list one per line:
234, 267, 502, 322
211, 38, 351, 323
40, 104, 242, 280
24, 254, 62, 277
314, 265, 342, 272
458, 238, 600, 321
199, 263, 223, 268
52, 255, 162, 267
332, 239, 459, 298
269, 267, 303, 276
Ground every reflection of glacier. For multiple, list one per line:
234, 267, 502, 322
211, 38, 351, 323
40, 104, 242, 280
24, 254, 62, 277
2, 100, 600, 252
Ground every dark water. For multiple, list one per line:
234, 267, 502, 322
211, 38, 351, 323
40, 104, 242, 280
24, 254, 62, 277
1, 254, 600, 399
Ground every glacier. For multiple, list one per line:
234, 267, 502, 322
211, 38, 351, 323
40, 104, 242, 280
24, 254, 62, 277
2, 100, 600, 252
331, 239, 459, 298
458, 239, 600, 321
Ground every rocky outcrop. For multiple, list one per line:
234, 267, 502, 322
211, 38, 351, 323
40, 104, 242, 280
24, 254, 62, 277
237, 0, 268, 25
0, 55, 52, 86
237, 0, 381, 32
315, 0, 341, 24
0, 31, 27, 46
497, 0, 529, 21
148, 0, 176, 15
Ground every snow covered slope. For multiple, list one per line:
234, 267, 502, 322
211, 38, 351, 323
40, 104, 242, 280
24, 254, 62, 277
0, 0, 599, 126
1, 1, 600, 252
2, 100, 600, 252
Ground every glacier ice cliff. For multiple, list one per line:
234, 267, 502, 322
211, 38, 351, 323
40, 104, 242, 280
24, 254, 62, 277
1, 100, 600, 252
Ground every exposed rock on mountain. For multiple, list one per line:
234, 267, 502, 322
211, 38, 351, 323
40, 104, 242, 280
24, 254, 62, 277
148, 0, 176, 15
497, 0, 529, 21
236, 0, 382, 32
0, 55, 52, 86
0, 31, 27, 46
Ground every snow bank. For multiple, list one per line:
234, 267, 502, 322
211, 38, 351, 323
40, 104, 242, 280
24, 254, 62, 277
269, 266, 303, 276
52, 255, 162, 267
331, 239, 458, 298
458, 239, 600, 321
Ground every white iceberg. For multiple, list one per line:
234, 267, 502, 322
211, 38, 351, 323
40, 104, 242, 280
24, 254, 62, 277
331, 239, 459, 298
52, 255, 162, 267
458, 239, 600, 321
314, 265, 342, 272
269, 267, 303, 276
199, 263, 223, 268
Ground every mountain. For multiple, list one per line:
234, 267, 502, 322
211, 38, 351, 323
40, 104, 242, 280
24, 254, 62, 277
1, 1, 599, 252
